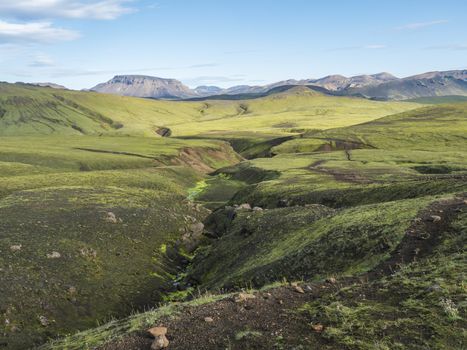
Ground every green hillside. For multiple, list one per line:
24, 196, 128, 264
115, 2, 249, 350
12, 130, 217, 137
39, 102, 466, 350
186, 103, 467, 286
0, 135, 241, 349
0, 84, 465, 349
405, 95, 467, 104
0, 83, 419, 138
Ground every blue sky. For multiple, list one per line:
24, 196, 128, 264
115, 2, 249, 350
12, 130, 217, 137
0, 0, 466, 89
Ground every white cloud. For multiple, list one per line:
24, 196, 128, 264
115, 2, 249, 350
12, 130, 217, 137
396, 20, 448, 30
29, 53, 55, 67
0, 20, 79, 43
0, 0, 135, 20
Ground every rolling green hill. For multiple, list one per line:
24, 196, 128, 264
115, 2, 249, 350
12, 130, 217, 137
38, 102, 466, 350
1, 83, 465, 349
186, 103, 467, 286
0, 83, 420, 138
0, 135, 241, 349
406, 95, 467, 104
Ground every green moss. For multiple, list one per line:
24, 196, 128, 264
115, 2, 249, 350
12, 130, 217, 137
235, 330, 263, 341
298, 208, 467, 350
187, 180, 209, 201
0, 134, 240, 349
188, 196, 438, 289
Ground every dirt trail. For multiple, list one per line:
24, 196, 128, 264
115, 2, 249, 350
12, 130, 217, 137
369, 195, 465, 279
308, 159, 373, 184
99, 281, 342, 350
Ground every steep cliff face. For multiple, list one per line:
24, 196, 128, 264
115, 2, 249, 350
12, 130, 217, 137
91, 75, 196, 99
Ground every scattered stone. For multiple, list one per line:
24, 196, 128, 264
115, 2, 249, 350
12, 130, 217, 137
311, 323, 324, 333
294, 286, 305, 294
235, 203, 252, 211
151, 336, 169, 350
244, 304, 254, 310
413, 217, 422, 224
189, 222, 204, 235
263, 292, 272, 299
305, 285, 313, 292
427, 284, 442, 292
326, 277, 337, 284
79, 247, 97, 258
147, 326, 167, 337
9, 245, 22, 252
430, 215, 442, 223
46, 251, 61, 259
106, 211, 118, 223
204, 317, 214, 323
278, 299, 283, 305
253, 206, 263, 212
234, 292, 256, 303
148, 327, 169, 350
39, 316, 49, 327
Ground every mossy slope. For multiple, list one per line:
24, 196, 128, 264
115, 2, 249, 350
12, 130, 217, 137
0, 136, 240, 349
0, 83, 419, 138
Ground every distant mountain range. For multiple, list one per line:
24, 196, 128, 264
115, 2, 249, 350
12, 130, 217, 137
90, 69, 467, 101
32, 82, 68, 90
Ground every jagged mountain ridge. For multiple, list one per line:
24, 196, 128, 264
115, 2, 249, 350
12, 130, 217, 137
90, 70, 467, 100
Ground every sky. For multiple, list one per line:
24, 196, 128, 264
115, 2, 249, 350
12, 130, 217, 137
0, 0, 466, 90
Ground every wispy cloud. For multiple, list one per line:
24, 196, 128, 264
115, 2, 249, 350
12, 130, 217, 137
24, 63, 220, 78
29, 53, 55, 67
187, 63, 219, 69
0, 20, 80, 43
327, 44, 386, 51
0, 43, 28, 62
424, 44, 467, 51
183, 76, 245, 86
0, 0, 135, 20
396, 19, 448, 30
